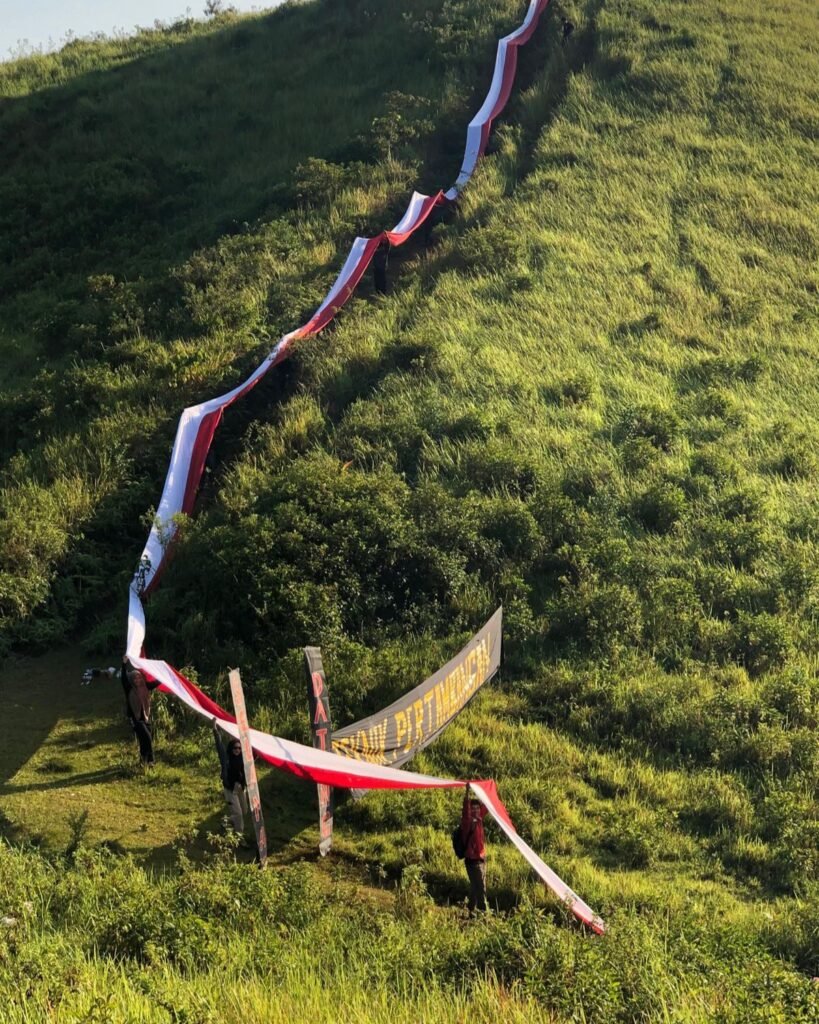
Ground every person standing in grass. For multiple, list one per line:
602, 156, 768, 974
461, 786, 489, 912
212, 718, 247, 835
121, 656, 156, 765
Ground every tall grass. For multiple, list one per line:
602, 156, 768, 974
0, 0, 817, 1019
0, 840, 815, 1023
0, 0, 541, 650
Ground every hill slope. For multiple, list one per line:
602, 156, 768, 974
0, 0, 531, 650
1, 0, 818, 1021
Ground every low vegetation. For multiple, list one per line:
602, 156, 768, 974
1, 0, 817, 1020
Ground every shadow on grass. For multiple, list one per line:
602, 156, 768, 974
0, 766, 125, 795
0, 809, 25, 844
40, 722, 127, 751
0, 2, 432, 310
0, 646, 333, 870
145, 768, 322, 870
0, 647, 106, 787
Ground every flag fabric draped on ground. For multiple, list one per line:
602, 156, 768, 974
124, 0, 607, 935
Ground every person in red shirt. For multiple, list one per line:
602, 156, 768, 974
460, 785, 489, 912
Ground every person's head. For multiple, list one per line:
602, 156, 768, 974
229, 739, 242, 758
470, 798, 482, 812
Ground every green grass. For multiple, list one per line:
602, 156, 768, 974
0, 0, 542, 651
1, 0, 818, 1019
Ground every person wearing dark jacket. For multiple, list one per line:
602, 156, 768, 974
121, 656, 155, 765
460, 786, 489, 912
212, 719, 247, 834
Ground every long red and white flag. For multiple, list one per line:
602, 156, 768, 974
125, 0, 606, 934
126, 0, 551, 624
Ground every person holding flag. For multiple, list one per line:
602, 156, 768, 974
121, 656, 157, 765
460, 784, 489, 912
212, 718, 247, 835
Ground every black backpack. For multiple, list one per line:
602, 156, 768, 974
451, 826, 467, 859
451, 818, 475, 860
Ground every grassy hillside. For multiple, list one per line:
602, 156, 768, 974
0, 0, 534, 651
1, 0, 818, 1020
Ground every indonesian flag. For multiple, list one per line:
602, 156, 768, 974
123, 0, 606, 936
128, 0, 551, 605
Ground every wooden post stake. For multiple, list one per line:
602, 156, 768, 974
228, 668, 268, 868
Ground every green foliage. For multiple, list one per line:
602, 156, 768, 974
617, 403, 680, 453
0, 838, 817, 1023
367, 92, 435, 162
1, 0, 818, 1019
633, 480, 687, 534
0, 0, 528, 644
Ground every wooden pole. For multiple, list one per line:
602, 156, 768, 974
228, 669, 268, 868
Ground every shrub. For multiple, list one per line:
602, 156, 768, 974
553, 579, 643, 660
695, 385, 743, 424
462, 438, 541, 497
478, 497, 541, 562
292, 157, 356, 206
762, 669, 819, 729
395, 864, 434, 921
366, 92, 434, 161
599, 804, 665, 868
762, 884, 819, 975
680, 773, 753, 834
633, 481, 687, 533
560, 461, 617, 508
690, 446, 740, 484
544, 372, 596, 406
460, 221, 528, 273
759, 788, 819, 893
620, 436, 661, 474
740, 723, 817, 779
617, 403, 680, 452
771, 431, 818, 480
733, 612, 793, 677
695, 487, 770, 568
694, 616, 736, 665
641, 576, 700, 666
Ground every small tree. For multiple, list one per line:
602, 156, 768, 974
369, 92, 433, 161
